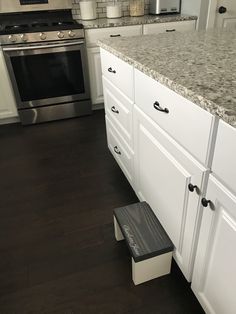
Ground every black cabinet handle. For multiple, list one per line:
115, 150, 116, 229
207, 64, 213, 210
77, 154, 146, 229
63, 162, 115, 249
111, 106, 119, 114
166, 29, 176, 32
110, 34, 121, 37
114, 146, 121, 155
219, 6, 227, 14
153, 101, 169, 113
108, 67, 116, 74
201, 198, 214, 210
188, 183, 198, 193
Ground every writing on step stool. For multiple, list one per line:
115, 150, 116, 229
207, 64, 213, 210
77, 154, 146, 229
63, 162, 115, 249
123, 225, 140, 256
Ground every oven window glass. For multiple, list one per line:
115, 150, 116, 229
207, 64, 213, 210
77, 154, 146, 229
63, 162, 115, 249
11, 50, 85, 102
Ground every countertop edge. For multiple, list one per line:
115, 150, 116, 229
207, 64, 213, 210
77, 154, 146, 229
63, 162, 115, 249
79, 14, 198, 30
98, 41, 236, 128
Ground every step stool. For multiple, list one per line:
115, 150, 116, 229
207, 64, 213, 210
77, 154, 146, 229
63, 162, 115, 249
113, 201, 174, 285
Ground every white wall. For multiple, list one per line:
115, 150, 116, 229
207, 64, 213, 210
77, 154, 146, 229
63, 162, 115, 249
181, 0, 210, 30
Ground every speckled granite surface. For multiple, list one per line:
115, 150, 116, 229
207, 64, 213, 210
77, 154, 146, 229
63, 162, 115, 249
78, 14, 197, 29
98, 30, 236, 127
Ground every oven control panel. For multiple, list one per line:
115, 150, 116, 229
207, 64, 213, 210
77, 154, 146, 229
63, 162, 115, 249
1, 29, 85, 45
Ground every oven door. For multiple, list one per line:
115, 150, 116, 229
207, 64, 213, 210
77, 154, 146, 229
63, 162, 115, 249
3, 40, 90, 109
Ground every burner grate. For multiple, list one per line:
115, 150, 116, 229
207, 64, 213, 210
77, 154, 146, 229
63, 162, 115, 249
31, 22, 49, 28
5, 24, 28, 31
52, 21, 76, 26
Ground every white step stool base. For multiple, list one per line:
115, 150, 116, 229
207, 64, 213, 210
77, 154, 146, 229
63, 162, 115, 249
114, 215, 172, 285
132, 253, 172, 285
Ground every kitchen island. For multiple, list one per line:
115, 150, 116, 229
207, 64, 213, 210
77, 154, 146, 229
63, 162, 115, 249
98, 30, 236, 127
98, 30, 236, 314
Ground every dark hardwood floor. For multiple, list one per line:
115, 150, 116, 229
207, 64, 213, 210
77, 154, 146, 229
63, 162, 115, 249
0, 110, 204, 314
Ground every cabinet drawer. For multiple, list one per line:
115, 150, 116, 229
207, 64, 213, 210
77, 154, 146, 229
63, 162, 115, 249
103, 76, 133, 146
212, 120, 236, 194
135, 69, 214, 165
85, 25, 142, 47
106, 115, 134, 186
143, 20, 196, 35
101, 49, 134, 100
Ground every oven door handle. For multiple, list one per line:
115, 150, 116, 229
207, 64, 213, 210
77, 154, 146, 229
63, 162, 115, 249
2, 40, 85, 52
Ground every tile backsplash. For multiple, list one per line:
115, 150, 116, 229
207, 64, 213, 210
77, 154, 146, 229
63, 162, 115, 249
72, 0, 150, 20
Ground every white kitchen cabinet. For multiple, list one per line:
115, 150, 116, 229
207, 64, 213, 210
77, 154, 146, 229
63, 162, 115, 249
85, 25, 142, 48
101, 49, 134, 100
103, 76, 133, 147
0, 50, 18, 120
133, 105, 208, 281
85, 25, 142, 106
135, 69, 215, 166
191, 175, 236, 314
87, 46, 104, 105
211, 120, 236, 195
143, 20, 196, 35
106, 115, 135, 188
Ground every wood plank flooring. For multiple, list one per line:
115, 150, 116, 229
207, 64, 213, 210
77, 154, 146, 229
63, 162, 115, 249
0, 110, 204, 314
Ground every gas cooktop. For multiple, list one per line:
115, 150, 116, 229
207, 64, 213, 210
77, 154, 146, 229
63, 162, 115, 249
0, 10, 84, 45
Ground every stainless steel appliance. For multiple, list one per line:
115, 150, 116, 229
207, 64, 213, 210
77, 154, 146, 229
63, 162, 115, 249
0, 1, 92, 125
149, 0, 180, 14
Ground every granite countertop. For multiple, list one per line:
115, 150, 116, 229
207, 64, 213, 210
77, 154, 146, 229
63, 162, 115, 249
78, 14, 197, 29
98, 30, 236, 128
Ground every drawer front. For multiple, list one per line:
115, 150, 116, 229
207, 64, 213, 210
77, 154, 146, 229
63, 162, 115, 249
106, 115, 134, 186
101, 48, 134, 100
212, 120, 236, 194
135, 69, 214, 165
103, 76, 133, 146
85, 25, 142, 47
143, 20, 196, 35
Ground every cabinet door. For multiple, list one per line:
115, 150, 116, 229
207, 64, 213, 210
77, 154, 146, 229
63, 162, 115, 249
192, 175, 236, 314
87, 47, 103, 105
133, 105, 207, 281
0, 50, 18, 119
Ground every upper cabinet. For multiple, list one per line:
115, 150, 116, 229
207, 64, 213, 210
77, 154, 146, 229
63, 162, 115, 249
191, 175, 236, 314
0, 50, 18, 120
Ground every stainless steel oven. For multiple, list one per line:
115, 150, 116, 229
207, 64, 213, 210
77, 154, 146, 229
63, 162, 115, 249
3, 39, 91, 124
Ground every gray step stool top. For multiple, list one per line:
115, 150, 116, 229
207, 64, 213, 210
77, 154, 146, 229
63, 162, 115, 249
113, 201, 174, 262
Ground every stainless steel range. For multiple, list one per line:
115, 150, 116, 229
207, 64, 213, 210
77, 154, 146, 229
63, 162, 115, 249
0, 0, 92, 125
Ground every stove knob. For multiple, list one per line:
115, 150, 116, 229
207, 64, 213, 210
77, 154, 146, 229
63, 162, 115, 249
8, 35, 17, 43
57, 31, 64, 39
40, 32, 47, 40
68, 30, 76, 38
20, 34, 28, 42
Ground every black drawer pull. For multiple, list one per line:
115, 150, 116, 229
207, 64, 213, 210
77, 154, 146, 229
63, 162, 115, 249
111, 106, 119, 114
108, 67, 116, 74
114, 146, 121, 155
166, 29, 176, 32
201, 198, 214, 210
153, 101, 169, 113
188, 183, 198, 193
110, 34, 121, 37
